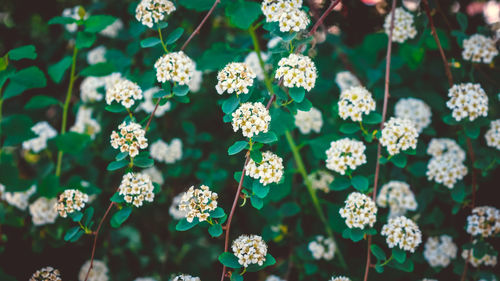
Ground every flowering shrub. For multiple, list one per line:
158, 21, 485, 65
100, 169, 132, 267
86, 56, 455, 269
0, 0, 499, 281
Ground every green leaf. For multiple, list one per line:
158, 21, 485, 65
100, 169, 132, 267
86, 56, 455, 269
457, 12, 468, 31
351, 175, 369, 192
253, 181, 270, 198
82, 206, 94, 227
209, 207, 225, 218
176, 218, 200, 231
222, 95, 239, 114
218, 252, 242, 269
371, 244, 386, 260
84, 15, 117, 33
340, 123, 360, 134
48, 56, 73, 83
279, 202, 300, 217
48, 16, 77, 25
24, 95, 60, 109
179, 0, 216, 11
3, 66, 47, 100
390, 153, 407, 168
390, 257, 414, 272
140, 37, 161, 48
375, 263, 384, 273
110, 192, 125, 203
364, 112, 382, 124
225, 0, 262, 29
392, 247, 406, 264
105, 103, 126, 113
442, 114, 458, 125
165, 28, 184, 44
270, 107, 295, 136
253, 132, 277, 144
425, 28, 450, 50
451, 182, 466, 203
208, 224, 223, 237
289, 87, 305, 103
330, 176, 351, 191
173, 84, 189, 96
55, 132, 91, 154
296, 98, 312, 111
349, 227, 365, 242
107, 160, 128, 171
246, 253, 276, 272
80, 62, 116, 77
37, 174, 60, 198
69, 211, 83, 222
64, 226, 82, 242
230, 272, 243, 281
250, 150, 262, 163
8, 45, 37, 60
197, 43, 243, 71
251, 195, 263, 209
110, 206, 133, 228
0, 114, 36, 146
472, 240, 489, 259
464, 123, 480, 139
228, 141, 248, 155
75, 31, 96, 49
134, 156, 154, 168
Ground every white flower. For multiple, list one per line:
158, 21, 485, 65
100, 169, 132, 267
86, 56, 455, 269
87, 46, 106, 65
485, 119, 500, 150
22, 121, 57, 153
426, 138, 467, 189
244, 51, 269, 81
325, 138, 367, 175
395, 98, 432, 133
119, 172, 155, 207
171, 274, 200, 281
265, 275, 286, 281
30, 266, 62, 281
78, 260, 109, 281
446, 83, 488, 122
276, 54, 317, 91
110, 121, 148, 158
338, 86, 376, 122
278, 8, 310, 32
335, 71, 361, 92
295, 107, 323, 134
462, 248, 497, 267
135, 0, 176, 28
149, 138, 182, 164
188, 68, 203, 93
80, 76, 105, 103
138, 87, 172, 117
245, 151, 284, 186
155, 51, 195, 85
169, 193, 187, 220
2, 185, 36, 211
421, 279, 438, 281
267, 37, 283, 49
99, 18, 123, 38
340, 192, 378, 229
427, 138, 466, 161
143, 166, 164, 185
179, 185, 218, 223
330, 277, 351, 281
423, 235, 458, 268
103, 72, 123, 91
466, 206, 500, 238
56, 189, 89, 218
308, 235, 336, 260
261, 0, 303, 22
384, 7, 417, 43
462, 34, 498, 63
231, 102, 271, 138
62, 6, 87, 33
70, 106, 101, 139
232, 234, 268, 267
380, 117, 419, 155
308, 170, 334, 193
377, 181, 417, 218
134, 277, 157, 281
216, 62, 256, 95
105, 77, 142, 108
381, 216, 422, 252
29, 197, 58, 226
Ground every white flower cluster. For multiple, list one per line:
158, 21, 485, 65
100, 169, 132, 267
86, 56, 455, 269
216, 62, 256, 96
308, 170, 334, 193
244, 51, 269, 81
421, 279, 438, 281
155, 51, 195, 85
335, 71, 361, 92
70, 106, 101, 139
376, 181, 417, 218
308, 235, 336, 260
380, 117, 419, 155
275, 54, 317, 91
99, 18, 123, 38
188, 68, 203, 93
119, 172, 155, 207
87, 46, 106, 65
394, 98, 432, 133
78, 260, 109, 281
265, 275, 286, 281
134, 277, 157, 281
466, 206, 500, 238
462, 34, 499, 63
232, 234, 268, 267
423, 235, 458, 268
171, 275, 200, 281
169, 193, 187, 220
80, 77, 105, 103
22, 121, 57, 153
462, 248, 498, 267
143, 166, 164, 185
245, 151, 284, 186
62, 6, 87, 33
29, 197, 58, 226
30, 266, 62, 281
110, 122, 148, 158
338, 86, 376, 122
446, 83, 488, 122
139, 87, 171, 117
1, 184, 36, 210
135, 0, 176, 28
179, 185, 218, 223
231, 102, 271, 138
485, 119, 500, 150
325, 138, 367, 175
381, 216, 422, 252
340, 192, 378, 229
426, 138, 467, 189
330, 277, 351, 281
105, 77, 142, 108
384, 7, 417, 43
295, 107, 323, 134
261, 0, 309, 32
150, 138, 182, 164
278, 8, 310, 32
56, 189, 89, 218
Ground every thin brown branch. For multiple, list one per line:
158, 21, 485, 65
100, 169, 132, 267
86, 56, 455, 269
364, 0, 396, 280
181, 0, 221, 51
145, 99, 160, 132
307, 0, 341, 36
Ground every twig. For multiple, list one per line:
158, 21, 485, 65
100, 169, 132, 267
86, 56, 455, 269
364, 0, 396, 280
307, 0, 342, 36
181, 0, 221, 51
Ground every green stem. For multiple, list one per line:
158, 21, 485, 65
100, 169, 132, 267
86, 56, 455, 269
158, 28, 168, 53
55, 46, 78, 177
248, 26, 273, 95
0, 86, 3, 153
380, 254, 393, 266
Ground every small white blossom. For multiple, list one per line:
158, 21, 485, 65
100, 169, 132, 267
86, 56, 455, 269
265, 275, 286, 281
188, 68, 203, 93
462, 248, 497, 267
380, 117, 419, 155
278, 8, 310, 32
105, 78, 142, 108
466, 206, 500, 238
423, 235, 458, 268
56, 189, 89, 218
244, 51, 269, 81
80, 76, 105, 103
134, 278, 157, 281
70, 106, 101, 139
143, 166, 164, 185
119, 172, 155, 207
135, 0, 176, 28
155, 51, 195, 85
231, 102, 271, 138
261, 0, 303, 22
179, 185, 218, 223
335, 71, 361, 92
330, 277, 351, 281
275, 53, 317, 91
426, 138, 468, 189
138, 87, 172, 117
384, 7, 417, 43
78, 260, 109, 281
462, 34, 498, 63
295, 107, 323, 134
232, 234, 268, 267
325, 138, 367, 175
377, 181, 417, 218
171, 274, 200, 281
395, 98, 432, 133
169, 193, 187, 220
485, 119, 500, 150
29, 197, 58, 226
1, 184, 36, 211
22, 122, 57, 153
340, 192, 378, 229
308, 170, 334, 193
99, 18, 123, 38
308, 235, 336, 260
30, 266, 62, 281
62, 6, 87, 33
216, 62, 256, 95
245, 151, 284, 186
149, 138, 182, 164
338, 86, 376, 122
110, 122, 148, 158
87, 46, 106, 65
381, 216, 422, 252
446, 83, 488, 122
427, 138, 466, 161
